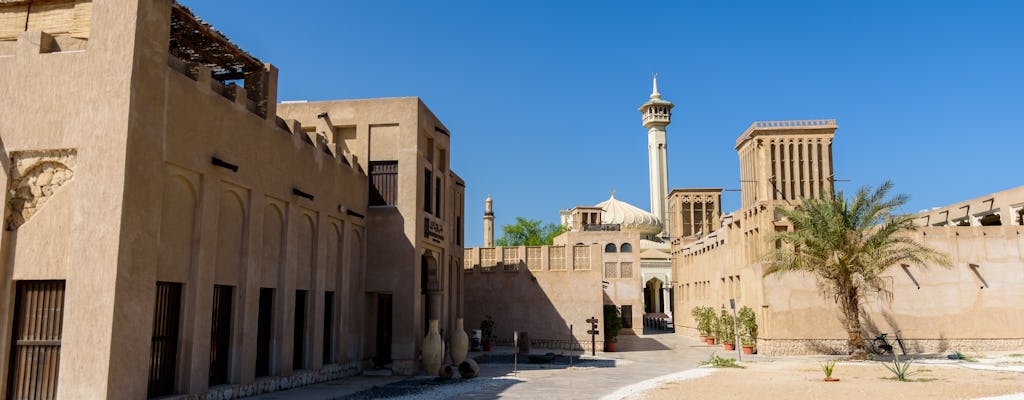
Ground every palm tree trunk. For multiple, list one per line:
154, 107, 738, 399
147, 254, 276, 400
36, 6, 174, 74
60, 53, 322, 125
839, 289, 867, 359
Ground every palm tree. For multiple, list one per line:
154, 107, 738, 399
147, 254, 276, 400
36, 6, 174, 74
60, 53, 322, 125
763, 181, 949, 358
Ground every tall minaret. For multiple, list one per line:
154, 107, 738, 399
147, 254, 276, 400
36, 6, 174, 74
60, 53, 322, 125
483, 195, 495, 247
639, 74, 674, 238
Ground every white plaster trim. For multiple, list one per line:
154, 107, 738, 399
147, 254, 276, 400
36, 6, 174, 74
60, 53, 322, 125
598, 367, 715, 400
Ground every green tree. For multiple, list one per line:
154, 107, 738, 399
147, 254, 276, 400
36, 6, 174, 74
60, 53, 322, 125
763, 181, 949, 359
495, 217, 567, 246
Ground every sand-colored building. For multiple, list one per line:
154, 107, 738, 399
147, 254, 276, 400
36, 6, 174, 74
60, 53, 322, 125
0, 1, 463, 399
277, 98, 466, 376
464, 202, 643, 351
671, 120, 1024, 354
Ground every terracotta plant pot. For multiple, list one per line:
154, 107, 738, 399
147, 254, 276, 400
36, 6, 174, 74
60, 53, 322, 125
723, 342, 735, 351
699, 335, 709, 342
824, 377, 840, 382
741, 345, 754, 355
605, 342, 617, 352
482, 338, 493, 352
705, 337, 716, 345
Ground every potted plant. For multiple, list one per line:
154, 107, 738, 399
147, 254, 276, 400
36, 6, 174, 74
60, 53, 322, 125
737, 306, 757, 355
717, 308, 736, 351
821, 360, 839, 381
480, 315, 495, 352
692, 306, 715, 345
603, 305, 622, 352
691, 306, 709, 342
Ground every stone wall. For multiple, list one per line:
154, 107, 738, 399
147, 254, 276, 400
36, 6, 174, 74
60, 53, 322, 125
172, 362, 361, 400
757, 338, 1024, 356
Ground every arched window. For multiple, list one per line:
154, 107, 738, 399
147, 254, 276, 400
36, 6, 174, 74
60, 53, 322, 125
620, 243, 633, 253
604, 243, 617, 253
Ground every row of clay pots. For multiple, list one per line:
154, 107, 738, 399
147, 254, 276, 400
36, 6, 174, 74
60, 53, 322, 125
423, 318, 471, 377
699, 336, 755, 354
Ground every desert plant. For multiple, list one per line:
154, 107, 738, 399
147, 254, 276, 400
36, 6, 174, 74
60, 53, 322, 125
603, 305, 623, 343
763, 181, 950, 358
821, 360, 836, 379
737, 306, 757, 345
698, 353, 745, 368
882, 352, 920, 381
948, 350, 977, 362
715, 308, 736, 344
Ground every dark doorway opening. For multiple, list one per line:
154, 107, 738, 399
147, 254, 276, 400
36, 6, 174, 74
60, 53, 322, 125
293, 290, 308, 370
255, 288, 274, 377
209, 285, 233, 386
323, 291, 335, 364
374, 294, 393, 367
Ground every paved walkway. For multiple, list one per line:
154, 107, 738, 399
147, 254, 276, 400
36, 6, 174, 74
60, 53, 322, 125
454, 331, 713, 399
248, 330, 721, 399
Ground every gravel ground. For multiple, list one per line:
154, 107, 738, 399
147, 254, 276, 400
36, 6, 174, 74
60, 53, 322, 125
474, 353, 615, 368
339, 376, 523, 400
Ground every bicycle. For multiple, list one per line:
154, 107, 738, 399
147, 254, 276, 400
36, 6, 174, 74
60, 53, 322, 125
868, 332, 907, 355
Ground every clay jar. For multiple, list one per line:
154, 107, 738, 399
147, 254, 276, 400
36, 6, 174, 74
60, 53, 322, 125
450, 318, 469, 365
422, 320, 443, 376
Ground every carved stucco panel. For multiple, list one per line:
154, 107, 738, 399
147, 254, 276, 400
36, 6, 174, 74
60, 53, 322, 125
6, 149, 77, 230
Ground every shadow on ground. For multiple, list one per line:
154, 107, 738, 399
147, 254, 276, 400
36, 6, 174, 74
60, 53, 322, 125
613, 334, 671, 352
475, 353, 616, 368
338, 376, 523, 400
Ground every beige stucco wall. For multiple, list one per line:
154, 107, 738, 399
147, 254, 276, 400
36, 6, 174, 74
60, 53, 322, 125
0, 1, 410, 398
277, 98, 465, 375
0, 1, 156, 398
673, 190, 1024, 355
463, 231, 642, 351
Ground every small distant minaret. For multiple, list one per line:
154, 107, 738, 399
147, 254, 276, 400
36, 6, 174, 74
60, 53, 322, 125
483, 195, 494, 247
639, 73, 674, 238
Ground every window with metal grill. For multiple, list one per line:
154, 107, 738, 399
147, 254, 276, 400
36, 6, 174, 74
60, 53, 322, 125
369, 161, 398, 206
148, 282, 182, 398
7, 280, 65, 400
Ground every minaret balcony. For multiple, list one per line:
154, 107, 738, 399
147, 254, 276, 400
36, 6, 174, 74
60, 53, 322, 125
643, 113, 671, 126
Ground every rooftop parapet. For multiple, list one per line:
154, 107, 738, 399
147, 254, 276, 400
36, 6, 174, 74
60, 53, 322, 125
169, 3, 277, 119
735, 119, 837, 148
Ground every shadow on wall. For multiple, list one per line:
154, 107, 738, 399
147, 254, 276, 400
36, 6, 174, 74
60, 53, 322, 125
464, 260, 590, 352
362, 206, 414, 370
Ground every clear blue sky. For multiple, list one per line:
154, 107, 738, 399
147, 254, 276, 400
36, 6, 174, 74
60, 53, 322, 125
182, 1, 1022, 247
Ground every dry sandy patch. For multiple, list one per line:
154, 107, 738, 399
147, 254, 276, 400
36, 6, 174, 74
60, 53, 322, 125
630, 360, 1023, 400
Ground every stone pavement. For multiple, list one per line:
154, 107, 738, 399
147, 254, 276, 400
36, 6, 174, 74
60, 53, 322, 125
453, 331, 714, 399
248, 330, 722, 399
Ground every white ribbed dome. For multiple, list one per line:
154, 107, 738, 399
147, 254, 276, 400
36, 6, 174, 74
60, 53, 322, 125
595, 194, 663, 236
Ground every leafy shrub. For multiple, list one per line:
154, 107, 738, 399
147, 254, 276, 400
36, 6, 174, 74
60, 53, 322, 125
737, 306, 757, 345
691, 306, 714, 337
715, 308, 736, 344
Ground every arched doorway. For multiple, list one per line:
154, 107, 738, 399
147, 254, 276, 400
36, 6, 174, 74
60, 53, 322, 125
421, 251, 440, 335
644, 278, 665, 314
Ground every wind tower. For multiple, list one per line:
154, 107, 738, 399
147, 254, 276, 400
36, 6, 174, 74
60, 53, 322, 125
639, 74, 674, 238
483, 195, 494, 247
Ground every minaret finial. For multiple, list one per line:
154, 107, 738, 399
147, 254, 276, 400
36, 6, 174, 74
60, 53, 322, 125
651, 72, 661, 100
610, 188, 616, 198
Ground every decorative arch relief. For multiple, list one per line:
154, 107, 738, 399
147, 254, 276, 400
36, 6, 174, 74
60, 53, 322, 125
6, 149, 77, 230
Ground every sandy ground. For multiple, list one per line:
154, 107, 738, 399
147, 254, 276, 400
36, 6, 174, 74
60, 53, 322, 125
630, 359, 1024, 400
